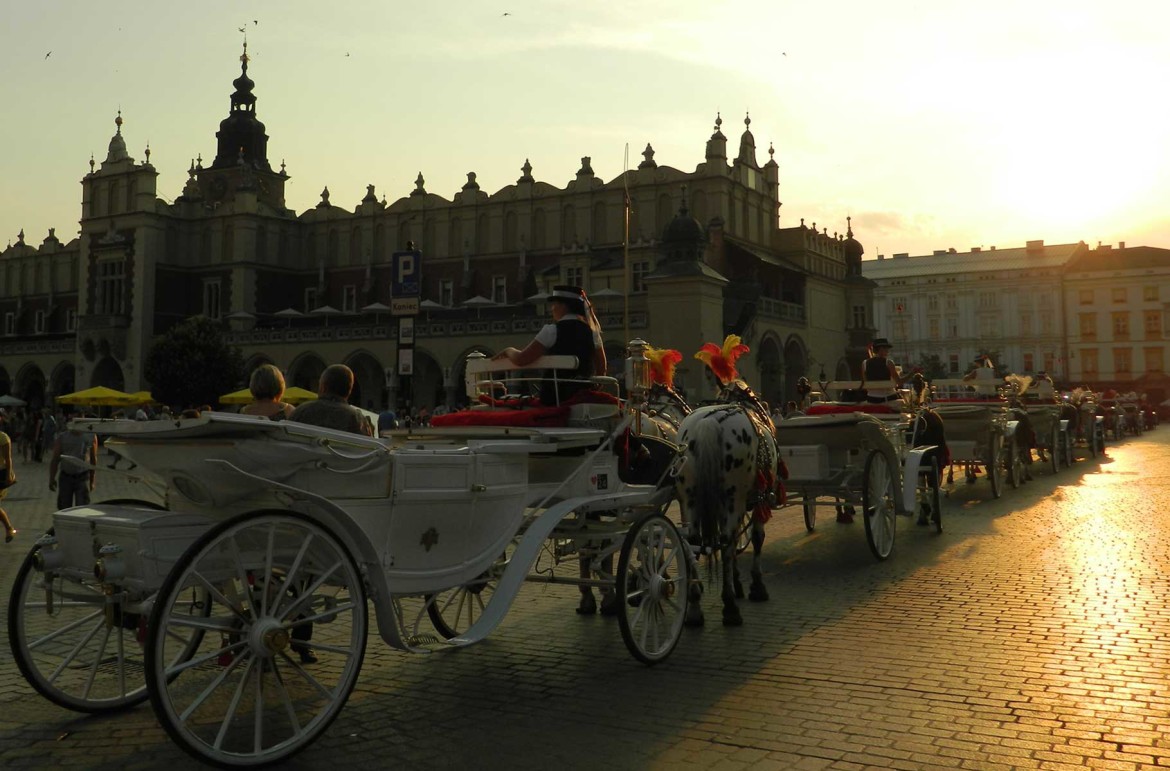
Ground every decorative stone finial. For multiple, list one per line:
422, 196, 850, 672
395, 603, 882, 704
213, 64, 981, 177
144, 143, 151, 164
115, 110, 123, 134
89, 154, 95, 173
463, 171, 479, 191
411, 172, 426, 196
280, 159, 287, 176
196, 153, 203, 170
715, 112, 722, 131
17, 228, 25, 244
320, 186, 330, 206
578, 156, 593, 175
639, 143, 657, 169
518, 158, 534, 183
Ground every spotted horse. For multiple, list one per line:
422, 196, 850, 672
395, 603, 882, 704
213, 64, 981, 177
674, 336, 784, 627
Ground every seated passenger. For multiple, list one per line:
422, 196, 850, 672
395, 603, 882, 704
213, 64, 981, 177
492, 285, 606, 405
963, 354, 999, 397
289, 364, 373, 436
241, 364, 295, 421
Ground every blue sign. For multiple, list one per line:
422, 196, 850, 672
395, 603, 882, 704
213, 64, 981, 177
391, 249, 422, 298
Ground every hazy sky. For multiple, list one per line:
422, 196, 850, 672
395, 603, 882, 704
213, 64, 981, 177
2, 0, 1167, 259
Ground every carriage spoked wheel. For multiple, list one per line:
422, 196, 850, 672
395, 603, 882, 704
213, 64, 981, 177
8, 499, 200, 714
145, 511, 367, 767
1060, 428, 1074, 468
615, 511, 689, 665
1006, 440, 1023, 490
802, 500, 816, 532
988, 436, 1004, 499
426, 537, 518, 639
1047, 425, 1060, 475
861, 450, 896, 560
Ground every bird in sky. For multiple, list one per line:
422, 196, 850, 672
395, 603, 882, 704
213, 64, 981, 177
503, 11, 511, 15
238, 26, 245, 33
253, 19, 258, 25
44, 51, 51, 59
345, 52, 350, 57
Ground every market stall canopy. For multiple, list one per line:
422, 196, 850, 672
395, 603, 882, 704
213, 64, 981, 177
56, 386, 137, 406
220, 386, 320, 406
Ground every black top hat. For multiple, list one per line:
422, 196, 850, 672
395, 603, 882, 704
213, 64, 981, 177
549, 285, 586, 302
870, 337, 893, 349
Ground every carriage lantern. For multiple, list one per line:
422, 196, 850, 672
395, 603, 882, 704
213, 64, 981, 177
465, 351, 490, 403
625, 338, 651, 407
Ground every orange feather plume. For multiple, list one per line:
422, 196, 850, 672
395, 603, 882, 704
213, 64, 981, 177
694, 334, 750, 384
645, 346, 683, 388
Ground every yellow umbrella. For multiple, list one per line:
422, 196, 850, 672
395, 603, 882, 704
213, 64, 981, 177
219, 386, 319, 406
124, 390, 156, 405
56, 386, 137, 406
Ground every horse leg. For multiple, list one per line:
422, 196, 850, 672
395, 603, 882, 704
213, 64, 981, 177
748, 520, 768, 602
576, 551, 597, 615
684, 555, 705, 627
732, 557, 744, 599
721, 543, 743, 626
598, 547, 618, 616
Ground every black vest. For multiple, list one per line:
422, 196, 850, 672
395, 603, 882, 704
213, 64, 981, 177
863, 356, 890, 381
541, 318, 595, 404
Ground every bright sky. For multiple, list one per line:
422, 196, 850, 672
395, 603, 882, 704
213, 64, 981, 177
2, 0, 1168, 259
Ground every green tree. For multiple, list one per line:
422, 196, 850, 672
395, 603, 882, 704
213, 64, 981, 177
144, 316, 244, 409
915, 353, 949, 380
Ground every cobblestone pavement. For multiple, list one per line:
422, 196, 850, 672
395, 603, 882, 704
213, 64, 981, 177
2, 436, 1170, 770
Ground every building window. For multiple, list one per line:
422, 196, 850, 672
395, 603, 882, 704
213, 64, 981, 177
202, 279, 222, 320
1144, 285, 1159, 302
1043, 351, 1054, 372
492, 275, 507, 304
927, 295, 939, 312
893, 318, 908, 339
96, 258, 126, 315
1082, 348, 1098, 375
851, 305, 867, 329
1023, 353, 1034, 372
1145, 347, 1164, 373
928, 317, 939, 339
4, 312, 14, 335
1079, 289, 1093, 305
978, 291, 996, 309
1079, 313, 1096, 340
946, 317, 958, 337
439, 279, 453, 307
1112, 287, 1127, 304
892, 297, 907, 314
948, 353, 959, 374
1020, 311, 1032, 335
342, 284, 357, 313
66, 309, 77, 332
1144, 310, 1162, 338
945, 293, 957, 310
1040, 311, 1053, 335
1112, 312, 1130, 340
34, 309, 46, 334
979, 316, 996, 337
304, 287, 318, 312
1115, 348, 1132, 374
565, 266, 584, 287
632, 261, 650, 293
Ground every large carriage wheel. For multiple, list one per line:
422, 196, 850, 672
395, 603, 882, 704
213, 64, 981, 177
1060, 428, 1073, 468
615, 511, 688, 665
1006, 440, 1023, 490
988, 436, 1004, 499
426, 538, 517, 639
1047, 424, 1059, 474
862, 450, 896, 561
146, 512, 367, 767
802, 500, 816, 532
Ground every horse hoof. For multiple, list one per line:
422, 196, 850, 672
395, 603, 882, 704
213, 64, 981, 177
836, 511, 854, 524
576, 594, 597, 615
684, 611, 705, 628
748, 585, 768, 602
599, 593, 619, 617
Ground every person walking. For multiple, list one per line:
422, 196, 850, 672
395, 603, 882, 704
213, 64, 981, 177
49, 415, 98, 510
0, 428, 17, 542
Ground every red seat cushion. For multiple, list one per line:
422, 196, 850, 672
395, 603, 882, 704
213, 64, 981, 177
805, 403, 898, 415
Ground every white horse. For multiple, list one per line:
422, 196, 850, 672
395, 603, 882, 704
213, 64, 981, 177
674, 382, 780, 626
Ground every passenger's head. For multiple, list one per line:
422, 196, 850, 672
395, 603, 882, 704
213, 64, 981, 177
249, 364, 287, 401
548, 285, 587, 317
319, 364, 355, 401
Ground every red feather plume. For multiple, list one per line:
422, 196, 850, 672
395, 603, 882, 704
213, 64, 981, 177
694, 334, 750, 383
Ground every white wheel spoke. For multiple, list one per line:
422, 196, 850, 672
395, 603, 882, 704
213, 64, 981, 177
178, 649, 248, 722
269, 660, 302, 734
253, 658, 264, 754
213, 656, 256, 751
261, 523, 277, 617
271, 536, 314, 617
48, 615, 104, 684
168, 638, 249, 677
28, 608, 104, 650
279, 562, 343, 621
82, 623, 114, 700
194, 571, 251, 625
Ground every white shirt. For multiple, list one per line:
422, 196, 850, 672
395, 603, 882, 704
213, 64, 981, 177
534, 313, 603, 349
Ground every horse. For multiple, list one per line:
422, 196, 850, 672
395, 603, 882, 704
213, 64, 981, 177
674, 380, 781, 627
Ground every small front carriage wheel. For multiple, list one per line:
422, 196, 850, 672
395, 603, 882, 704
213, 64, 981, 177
426, 538, 516, 640
802, 500, 816, 532
988, 436, 1004, 499
862, 450, 896, 560
146, 511, 367, 768
616, 512, 688, 666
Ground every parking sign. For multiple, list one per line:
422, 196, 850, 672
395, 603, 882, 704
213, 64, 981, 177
391, 249, 421, 298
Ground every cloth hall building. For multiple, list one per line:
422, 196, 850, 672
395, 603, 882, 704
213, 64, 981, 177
0, 49, 871, 413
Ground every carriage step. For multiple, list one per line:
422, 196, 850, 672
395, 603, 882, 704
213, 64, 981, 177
405, 634, 446, 648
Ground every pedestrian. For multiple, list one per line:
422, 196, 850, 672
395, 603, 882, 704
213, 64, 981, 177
38, 408, 58, 463
24, 409, 40, 462
49, 413, 98, 510
0, 427, 17, 542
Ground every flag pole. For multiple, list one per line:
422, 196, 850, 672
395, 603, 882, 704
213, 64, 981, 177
623, 143, 630, 343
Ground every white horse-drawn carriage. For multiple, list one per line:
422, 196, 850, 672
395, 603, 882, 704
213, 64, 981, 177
927, 379, 1019, 495
772, 380, 944, 560
7, 342, 689, 767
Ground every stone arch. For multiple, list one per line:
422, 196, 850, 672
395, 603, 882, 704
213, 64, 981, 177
782, 335, 808, 404
48, 361, 75, 401
344, 349, 385, 412
243, 353, 275, 375
90, 356, 124, 391
403, 348, 444, 413
15, 363, 46, 411
286, 352, 326, 392
756, 333, 784, 408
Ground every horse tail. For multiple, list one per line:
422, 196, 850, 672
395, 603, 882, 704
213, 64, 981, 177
687, 414, 726, 549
